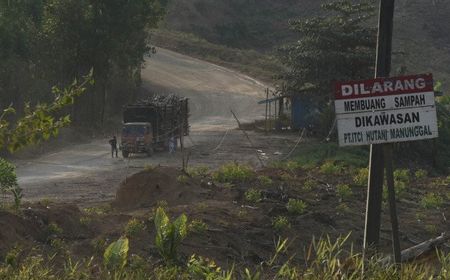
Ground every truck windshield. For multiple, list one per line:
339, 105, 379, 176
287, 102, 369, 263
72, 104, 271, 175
122, 125, 147, 136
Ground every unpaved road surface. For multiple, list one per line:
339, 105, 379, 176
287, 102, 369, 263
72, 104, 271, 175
14, 49, 298, 206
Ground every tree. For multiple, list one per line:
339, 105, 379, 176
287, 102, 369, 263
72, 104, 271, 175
40, 0, 167, 125
277, 0, 377, 132
0, 72, 92, 208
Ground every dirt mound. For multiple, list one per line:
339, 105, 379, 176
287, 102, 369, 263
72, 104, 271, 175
112, 167, 210, 210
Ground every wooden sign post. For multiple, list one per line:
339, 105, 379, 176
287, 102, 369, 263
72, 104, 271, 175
335, 73, 438, 264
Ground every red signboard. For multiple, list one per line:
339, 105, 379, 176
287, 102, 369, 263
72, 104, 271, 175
335, 74, 434, 100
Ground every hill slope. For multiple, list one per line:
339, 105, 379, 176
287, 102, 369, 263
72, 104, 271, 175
156, 0, 450, 88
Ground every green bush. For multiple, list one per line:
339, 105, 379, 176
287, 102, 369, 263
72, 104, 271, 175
154, 207, 188, 264
177, 175, 189, 184
125, 218, 145, 237
336, 184, 352, 201
244, 188, 262, 203
394, 169, 410, 184
0, 158, 22, 209
286, 199, 307, 215
103, 237, 129, 271
258, 175, 273, 187
320, 161, 342, 175
272, 216, 290, 232
213, 163, 254, 183
353, 168, 369, 186
188, 219, 208, 234
187, 166, 210, 178
420, 192, 444, 209
303, 179, 316, 191
414, 169, 428, 180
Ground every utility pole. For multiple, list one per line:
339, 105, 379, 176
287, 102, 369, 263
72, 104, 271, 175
364, 0, 395, 251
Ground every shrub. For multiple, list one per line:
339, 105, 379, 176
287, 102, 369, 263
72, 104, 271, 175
320, 161, 342, 175
414, 169, 428, 180
187, 166, 210, 178
336, 184, 352, 201
303, 179, 316, 191
272, 216, 290, 232
177, 175, 189, 184
420, 193, 444, 209
286, 199, 307, 215
154, 207, 188, 264
245, 188, 262, 203
188, 219, 208, 234
212, 163, 254, 183
0, 158, 22, 209
258, 175, 273, 187
124, 218, 145, 237
394, 169, 410, 184
103, 237, 129, 271
353, 168, 369, 186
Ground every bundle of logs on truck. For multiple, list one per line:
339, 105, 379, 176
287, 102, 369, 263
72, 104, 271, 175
120, 94, 189, 158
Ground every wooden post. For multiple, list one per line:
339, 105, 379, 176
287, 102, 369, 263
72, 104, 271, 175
364, 0, 395, 251
265, 88, 269, 134
384, 144, 402, 265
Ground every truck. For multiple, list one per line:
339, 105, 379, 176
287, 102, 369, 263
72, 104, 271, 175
120, 95, 189, 158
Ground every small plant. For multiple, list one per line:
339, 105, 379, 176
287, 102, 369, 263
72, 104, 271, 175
40, 198, 53, 207
420, 192, 444, 209
258, 175, 273, 187
320, 161, 342, 175
91, 237, 107, 255
156, 200, 168, 209
189, 219, 208, 234
103, 237, 129, 271
79, 216, 92, 226
212, 163, 254, 183
425, 224, 438, 235
272, 216, 290, 232
124, 218, 145, 237
144, 164, 156, 171
303, 179, 315, 191
336, 202, 350, 214
83, 205, 111, 216
5, 246, 22, 268
176, 174, 189, 184
244, 188, 262, 203
154, 207, 188, 264
0, 158, 22, 209
47, 222, 63, 236
187, 166, 209, 178
353, 168, 368, 186
394, 169, 410, 184
414, 169, 428, 180
336, 184, 352, 201
286, 199, 307, 215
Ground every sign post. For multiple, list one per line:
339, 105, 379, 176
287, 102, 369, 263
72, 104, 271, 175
365, 0, 396, 253
335, 73, 439, 264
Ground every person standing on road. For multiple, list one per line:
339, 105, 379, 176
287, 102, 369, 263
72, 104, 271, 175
169, 135, 176, 154
109, 136, 118, 158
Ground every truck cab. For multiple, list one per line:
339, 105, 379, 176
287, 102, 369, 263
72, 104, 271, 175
120, 122, 153, 158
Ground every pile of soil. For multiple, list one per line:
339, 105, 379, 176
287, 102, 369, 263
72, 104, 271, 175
113, 167, 214, 210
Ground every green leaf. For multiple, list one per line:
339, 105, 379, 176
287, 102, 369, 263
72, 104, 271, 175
103, 237, 129, 270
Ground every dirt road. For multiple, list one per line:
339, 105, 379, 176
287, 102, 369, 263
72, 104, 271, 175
14, 48, 297, 205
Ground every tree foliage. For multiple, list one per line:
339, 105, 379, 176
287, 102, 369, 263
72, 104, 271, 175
277, 0, 377, 128
0, 0, 166, 126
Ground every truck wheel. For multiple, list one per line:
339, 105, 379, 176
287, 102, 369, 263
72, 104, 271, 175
122, 151, 129, 158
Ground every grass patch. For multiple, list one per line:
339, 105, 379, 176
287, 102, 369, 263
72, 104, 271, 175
272, 216, 290, 232
290, 142, 369, 169
420, 193, 444, 209
244, 188, 262, 203
124, 218, 145, 238
213, 163, 254, 183
286, 199, 307, 215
